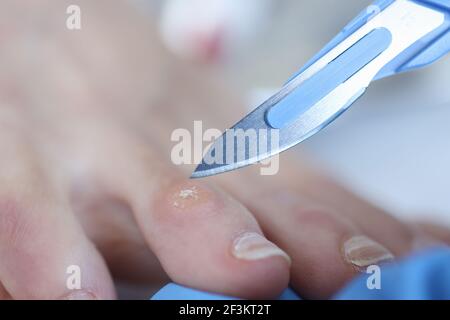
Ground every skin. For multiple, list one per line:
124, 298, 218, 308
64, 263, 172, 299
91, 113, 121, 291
0, 0, 449, 300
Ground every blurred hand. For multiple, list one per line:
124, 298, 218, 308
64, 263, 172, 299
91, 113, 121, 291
0, 0, 448, 300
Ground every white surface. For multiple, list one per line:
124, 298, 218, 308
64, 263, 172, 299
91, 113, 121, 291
158, 0, 273, 61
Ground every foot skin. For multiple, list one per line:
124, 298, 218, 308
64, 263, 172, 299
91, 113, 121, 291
0, 0, 448, 300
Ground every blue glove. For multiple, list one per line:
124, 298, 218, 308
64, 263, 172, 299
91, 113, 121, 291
151, 284, 301, 300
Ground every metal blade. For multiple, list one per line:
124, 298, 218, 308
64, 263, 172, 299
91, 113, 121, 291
191, 83, 359, 178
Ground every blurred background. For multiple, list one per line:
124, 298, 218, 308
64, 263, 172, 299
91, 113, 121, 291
138, 0, 450, 225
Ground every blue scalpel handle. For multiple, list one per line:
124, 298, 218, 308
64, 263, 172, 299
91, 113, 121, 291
267, 0, 450, 129
288, 0, 450, 82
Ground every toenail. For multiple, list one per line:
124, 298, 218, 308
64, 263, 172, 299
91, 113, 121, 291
342, 235, 394, 271
60, 289, 98, 300
232, 232, 291, 265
